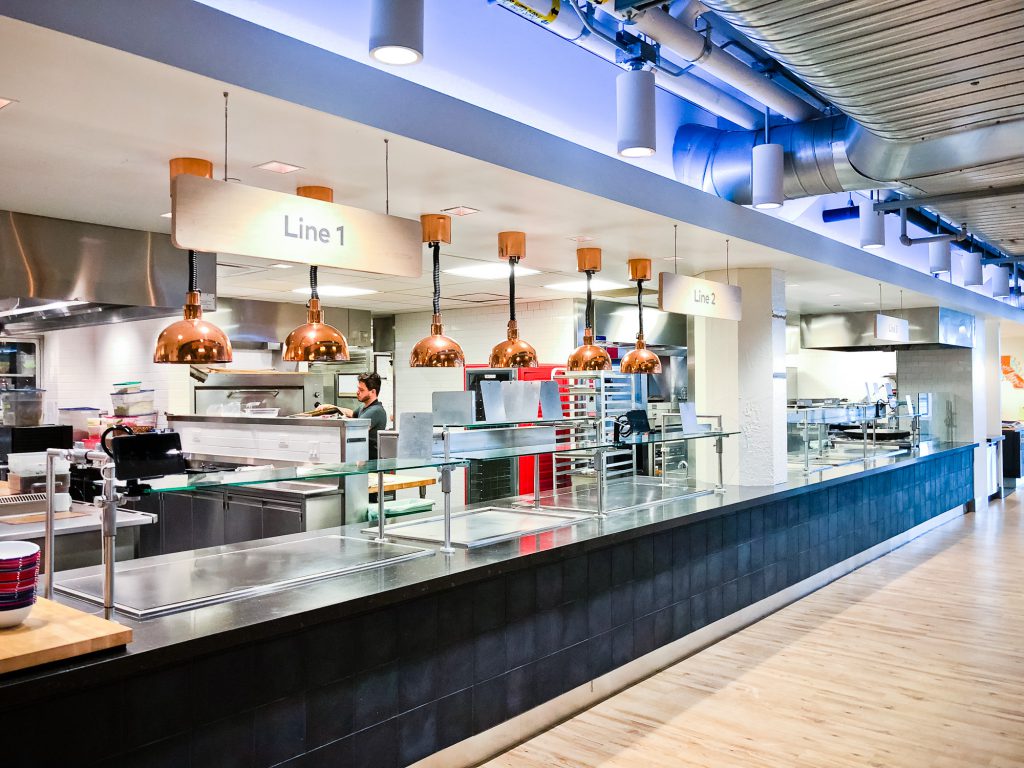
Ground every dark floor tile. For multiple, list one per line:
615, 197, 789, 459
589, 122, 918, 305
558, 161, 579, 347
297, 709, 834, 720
653, 605, 673, 649
108, 734, 190, 768
473, 674, 509, 733
588, 548, 612, 592
506, 615, 537, 669
355, 607, 398, 672
634, 614, 656, 658
302, 618, 357, 685
474, 577, 507, 631
611, 542, 634, 585
690, 558, 707, 594
400, 653, 438, 713
672, 561, 691, 602
723, 579, 739, 617
436, 688, 474, 751
561, 599, 588, 648
587, 590, 612, 636
672, 598, 691, 639
565, 643, 591, 690
691, 591, 708, 630
254, 633, 307, 705
254, 694, 305, 768
611, 622, 634, 667
535, 650, 568, 703
298, 736, 351, 768
611, 582, 634, 627
506, 661, 537, 717
437, 638, 475, 697
398, 702, 438, 767
689, 522, 707, 559
353, 662, 399, 731
506, 568, 537, 621
191, 710, 254, 768
588, 630, 614, 679
563, 555, 588, 603
437, 587, 474, 645
536, 561, 563, 610
475, 626, 508, 682
306, 676, 355, 749
122, 663, 190, 750
653, 569, 673, 611
706, 551, 723, 586
190, 646, 256, 726
633, 578, 654, 618
398, 595, 439, 657
535, 606, 563, 657
350, 718, 398, 768
634, 536, 655, 579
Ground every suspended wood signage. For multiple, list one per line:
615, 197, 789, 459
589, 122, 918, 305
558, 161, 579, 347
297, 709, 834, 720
874, 313, 910, 343
171, 175, 422, 277
658, 272, 742, 321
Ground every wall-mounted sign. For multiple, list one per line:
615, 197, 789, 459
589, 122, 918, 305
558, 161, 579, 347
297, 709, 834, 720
658, 272, 742, 321
874, 313, 910, 343
171, 175, 422, 277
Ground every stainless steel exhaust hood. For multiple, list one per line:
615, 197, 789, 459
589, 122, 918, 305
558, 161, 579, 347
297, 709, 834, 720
0, 210, 215, 334
800, 307, 975, 351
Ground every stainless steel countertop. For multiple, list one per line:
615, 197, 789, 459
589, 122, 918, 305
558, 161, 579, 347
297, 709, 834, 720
168, 414, 370, 428
0, 503, 153, 542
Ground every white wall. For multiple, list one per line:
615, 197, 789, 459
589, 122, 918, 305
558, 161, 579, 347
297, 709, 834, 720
785, 324, 897, 401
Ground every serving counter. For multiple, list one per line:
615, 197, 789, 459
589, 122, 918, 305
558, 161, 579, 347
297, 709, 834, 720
0, 441, 975, 768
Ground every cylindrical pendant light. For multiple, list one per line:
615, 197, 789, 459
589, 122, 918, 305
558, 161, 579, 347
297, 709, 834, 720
410, 214, 465, 368
295, 185, 334, 203
992, 266, 1011, 298
752, 108, 783, 209
169, 157, 213, 193
154, 249, 233, 364
489, 231, 539, 368
620, 258, 662, 375
567, 248, 612, 372
963, 249, 984, 287
369, 0, 424, 65
616, 67, 656, 158
928, 240, 952, 274
859, 193, 885, 250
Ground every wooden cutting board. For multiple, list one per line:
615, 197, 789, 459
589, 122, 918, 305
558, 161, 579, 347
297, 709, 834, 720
0, 598, 132, 674
0, 510, 89, 525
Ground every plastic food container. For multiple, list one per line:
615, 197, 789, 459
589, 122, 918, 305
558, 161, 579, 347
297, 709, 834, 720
0, 389, 45, 427
110, 389, 154, 416
114, 412, 158, 433
58, 407, 102, 440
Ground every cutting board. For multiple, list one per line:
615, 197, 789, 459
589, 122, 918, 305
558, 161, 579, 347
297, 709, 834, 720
0, 598, 132, 674
0, 510, 89, 525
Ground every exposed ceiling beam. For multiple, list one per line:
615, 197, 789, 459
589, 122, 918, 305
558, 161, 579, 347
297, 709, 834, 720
873, 184, 1024, 212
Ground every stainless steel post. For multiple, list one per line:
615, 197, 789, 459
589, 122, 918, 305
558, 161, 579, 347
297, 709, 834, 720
43, 449, 63, 599
533, 453, 541, 509
716, 435, 725, 492
440, 466, 454, 554
98, 463, 118, 620
375, 470, 386, 542
803, 414, 810, 475
595, 448, 606, 517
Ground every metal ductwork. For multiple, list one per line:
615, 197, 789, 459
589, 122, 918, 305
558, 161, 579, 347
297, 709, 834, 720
0, 210, 216, 334
800, 307, 975, 352
674, 115, 1024, 206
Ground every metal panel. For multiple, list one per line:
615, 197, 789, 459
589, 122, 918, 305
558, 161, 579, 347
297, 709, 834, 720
172, 175, 422, 277
800, 307, 974, 350
585, 299, 688, 346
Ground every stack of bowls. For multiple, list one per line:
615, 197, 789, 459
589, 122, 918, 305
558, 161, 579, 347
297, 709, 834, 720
0, 542, 40, 628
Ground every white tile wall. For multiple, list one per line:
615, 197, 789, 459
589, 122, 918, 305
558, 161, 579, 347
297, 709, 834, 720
896, 347, 974, 442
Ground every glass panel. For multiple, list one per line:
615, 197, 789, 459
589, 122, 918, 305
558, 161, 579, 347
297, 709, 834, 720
447, 430, 738, 461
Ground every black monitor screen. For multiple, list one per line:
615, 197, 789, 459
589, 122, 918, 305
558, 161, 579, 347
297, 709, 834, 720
111, 432, 186, 481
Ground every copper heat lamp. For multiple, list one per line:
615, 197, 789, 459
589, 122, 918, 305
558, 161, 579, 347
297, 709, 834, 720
489, 231, 539, 368
619, 258, 662, 374
566, 248, 612, 372
283, 186, 350, 362
410, 214, 465, 367
154, 157, 233, 364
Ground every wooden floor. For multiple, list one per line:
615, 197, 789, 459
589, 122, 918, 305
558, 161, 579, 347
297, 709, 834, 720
484, 496, 1024, 768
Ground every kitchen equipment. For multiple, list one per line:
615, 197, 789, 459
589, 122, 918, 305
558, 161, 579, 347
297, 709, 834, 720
1, 389, 45, 427
192, 371, 334, 416
0, 597, 131, 669
109, 432, 186, 481
242, 407, 280, 417
58, 407, 102, 441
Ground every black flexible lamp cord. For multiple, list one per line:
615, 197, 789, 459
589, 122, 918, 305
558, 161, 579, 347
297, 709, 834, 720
585, 270, 595, 329
509, 257, 518, 322
431, 241, 441, 315
309, 265, 319, 301
188, 249, 198, 294
636, 279, 645, 337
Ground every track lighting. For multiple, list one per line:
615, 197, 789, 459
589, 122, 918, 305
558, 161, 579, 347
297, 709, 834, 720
619, 259, 662, 375
616, 67, 656, 158
369, 0, 424, 65
567, 248, 612, 372
410, 214, 465, 368
928, 241, 952, 274
859, 193, 885, 250
489, 231, 539, 368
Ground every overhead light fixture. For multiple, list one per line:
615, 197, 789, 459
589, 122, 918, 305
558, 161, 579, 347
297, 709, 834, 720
153, 249, 233, 364
169, 157, 213, 195
0, 300, 87, 319
444, 262, 540, 280
283, 266, 350, 362
616, 67, 656, 158
160, 212, 173, 218
489, 231, 539, 369
962, 249, 984, 287
545, 278, 625, 293
752, 109, 783, 209
568, 235, 595, 243
567, 248, 612, 372
859, 192, 886, 249
992, 266, 1011, 298
442, 206, 479, 217
828, 293, 841, 298
369, 0, 424, 65
410, 214, 465, 367
928, 240, 952, 274
0, 97, 17, 111
290, 285, 377, 297
270, 263, 294, 269
254, 160, 303, 174
620, 258, 662, 375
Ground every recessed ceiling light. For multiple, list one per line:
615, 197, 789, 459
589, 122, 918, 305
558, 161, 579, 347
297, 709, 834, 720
545, 279, 626, 293
442, 206, 479, 217
0, 97, 17, 111
789, 283, 800, 288
269, 263, 293, 269
255, 160, 303, 174
444, 263, 540, 279
828, 293, 841, 297
160, 211, 173, 218
568, 235, 595, 243
291, 285, 377, 297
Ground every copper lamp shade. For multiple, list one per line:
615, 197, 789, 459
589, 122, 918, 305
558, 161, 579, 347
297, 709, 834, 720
620, 258, 662, 374
154, 291, 233, 364
567, 248, 612, 372
283, 297, 349, 362
411, 214, 465, 367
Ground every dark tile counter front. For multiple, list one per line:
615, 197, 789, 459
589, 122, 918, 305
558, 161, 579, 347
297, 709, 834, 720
0, 445, 974, 767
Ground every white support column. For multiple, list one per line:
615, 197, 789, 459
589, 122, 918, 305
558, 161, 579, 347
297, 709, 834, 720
691, 268, 788, 486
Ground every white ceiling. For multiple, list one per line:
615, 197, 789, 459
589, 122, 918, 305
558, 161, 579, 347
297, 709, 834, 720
0, 16, 974, 318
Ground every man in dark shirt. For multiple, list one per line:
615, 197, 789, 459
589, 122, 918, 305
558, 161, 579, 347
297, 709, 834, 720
343, 372, 387, 460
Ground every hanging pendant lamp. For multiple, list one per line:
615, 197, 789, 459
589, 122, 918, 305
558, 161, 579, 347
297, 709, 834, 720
567, 248, 612, 372
489, 231, 539, 368
155, 156, 231, 364
282, 185, 350, 361
153, 248, 233, 364
620, 258, 662, 374
410, 214, 465, 367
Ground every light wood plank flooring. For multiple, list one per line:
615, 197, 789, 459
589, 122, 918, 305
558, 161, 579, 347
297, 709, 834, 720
484, 496, 1024, 768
